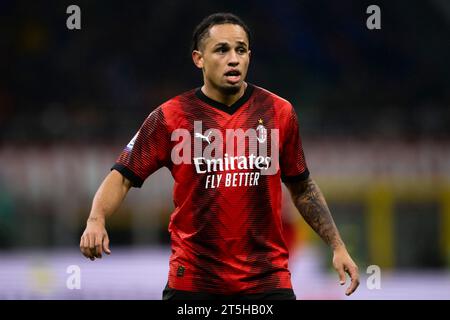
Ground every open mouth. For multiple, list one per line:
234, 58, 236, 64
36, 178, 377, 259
224, 70, 241, 83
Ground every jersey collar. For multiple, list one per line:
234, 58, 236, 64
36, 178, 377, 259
195, 83, 254, 115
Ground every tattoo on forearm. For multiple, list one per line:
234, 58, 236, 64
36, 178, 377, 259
289, 179, 344, 250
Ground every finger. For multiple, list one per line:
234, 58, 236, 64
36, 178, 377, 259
87, 234, 94, 250
80, 236, 89, 258
81, 236, 92, 259
95, 236, 103, 258
84, 246, 95, 260
103, 236, 111, 255
88, 235, 96, 260
337, 267, 346, 285
79, 236, 85, 253
345, 268, 360, 296
345, 278, 359, 296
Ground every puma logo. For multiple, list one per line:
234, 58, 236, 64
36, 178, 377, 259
195, 131, 212, 144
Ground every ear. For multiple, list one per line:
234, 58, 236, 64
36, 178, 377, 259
248, 50, 251, 59
192, 50, 204, 69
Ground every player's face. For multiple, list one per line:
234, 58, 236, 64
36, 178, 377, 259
193, 24, 251, 95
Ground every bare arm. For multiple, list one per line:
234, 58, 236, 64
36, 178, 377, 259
80, 170, 132, 260
285, 177, 360, 295
285, 177, 344, 249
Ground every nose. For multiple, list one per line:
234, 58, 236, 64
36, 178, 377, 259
228, 50, 239, 66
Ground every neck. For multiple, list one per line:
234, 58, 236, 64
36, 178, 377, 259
201, 81, 247, 106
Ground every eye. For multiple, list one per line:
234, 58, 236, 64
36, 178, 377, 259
216, 47, 228, 54
237, 47, 247, 54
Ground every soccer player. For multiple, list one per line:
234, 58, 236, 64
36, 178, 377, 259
80, 13, 359, 300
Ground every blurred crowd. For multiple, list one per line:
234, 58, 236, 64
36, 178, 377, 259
0, 0, 449, 145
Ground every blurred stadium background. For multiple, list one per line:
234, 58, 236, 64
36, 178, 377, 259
0, 0, 449, 299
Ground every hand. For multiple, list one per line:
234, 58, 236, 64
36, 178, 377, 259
80, 217, 111, 261
332, 246, 360, 296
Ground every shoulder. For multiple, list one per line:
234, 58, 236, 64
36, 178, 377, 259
159, 88, 195, 109
252, 84, 295, 115
142, 88, 198, 131
148, 88, 197, 117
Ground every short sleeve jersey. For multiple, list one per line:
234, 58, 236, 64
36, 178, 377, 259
112, 84, 309, 294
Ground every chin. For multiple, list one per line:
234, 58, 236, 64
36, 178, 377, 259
221, 82, 243, 95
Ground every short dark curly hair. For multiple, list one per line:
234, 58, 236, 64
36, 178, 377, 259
191, 13, 251, 52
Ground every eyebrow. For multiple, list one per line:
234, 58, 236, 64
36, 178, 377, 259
236, 41, 248, 47
213, 41, 248, 48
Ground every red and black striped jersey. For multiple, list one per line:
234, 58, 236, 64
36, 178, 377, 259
112, 84, 309, 294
